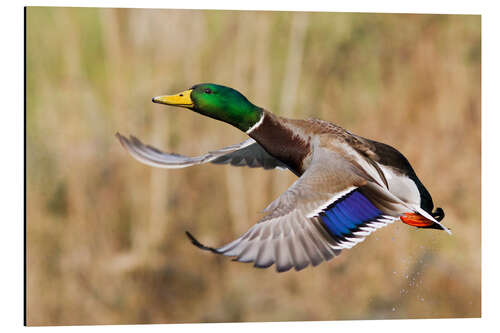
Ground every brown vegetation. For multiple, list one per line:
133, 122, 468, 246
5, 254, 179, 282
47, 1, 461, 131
26, 8, 480, 325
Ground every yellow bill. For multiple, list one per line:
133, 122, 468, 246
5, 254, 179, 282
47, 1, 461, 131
152, 89, 194, 107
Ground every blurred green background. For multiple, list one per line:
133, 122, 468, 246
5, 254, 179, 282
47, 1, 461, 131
26, 7, 481, 326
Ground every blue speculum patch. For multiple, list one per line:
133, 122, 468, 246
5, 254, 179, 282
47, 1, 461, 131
320, 190, 382, 237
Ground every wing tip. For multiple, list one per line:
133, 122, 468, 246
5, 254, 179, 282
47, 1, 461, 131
276, 265, 293, 273
253, 262, 274, 269
115, 132, 127, 144
185, 231, 221, 254
116, 132, 135, 155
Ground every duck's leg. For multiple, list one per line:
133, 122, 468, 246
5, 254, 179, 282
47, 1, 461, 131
400, 212, 444, 230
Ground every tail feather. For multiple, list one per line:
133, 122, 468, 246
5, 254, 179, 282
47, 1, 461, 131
432, 207, 445, 221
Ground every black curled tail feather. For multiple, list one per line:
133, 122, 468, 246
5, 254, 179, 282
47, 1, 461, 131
418, 207, 447, 230
432, 207, 445, 222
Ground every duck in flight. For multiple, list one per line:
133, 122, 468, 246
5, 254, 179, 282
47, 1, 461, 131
116, 83, 449, 272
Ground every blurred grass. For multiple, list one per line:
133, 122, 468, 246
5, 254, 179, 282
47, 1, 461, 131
26, 7, 481, 326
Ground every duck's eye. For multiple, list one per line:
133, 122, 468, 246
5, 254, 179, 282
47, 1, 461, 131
204, 88, 212, 94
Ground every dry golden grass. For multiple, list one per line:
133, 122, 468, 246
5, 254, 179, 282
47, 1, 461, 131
26, 7, 480, 325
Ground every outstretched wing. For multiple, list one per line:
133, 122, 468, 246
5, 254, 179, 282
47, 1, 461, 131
116, 133, 288, 170
187, 147, 400, 272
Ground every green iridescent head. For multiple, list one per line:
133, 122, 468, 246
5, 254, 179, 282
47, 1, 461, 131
152, 83, 263, 132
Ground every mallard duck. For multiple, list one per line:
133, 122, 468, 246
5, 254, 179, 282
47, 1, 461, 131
116, 83, 449, 272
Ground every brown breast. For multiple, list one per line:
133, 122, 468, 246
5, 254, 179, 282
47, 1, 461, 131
248, 111, 311, 175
